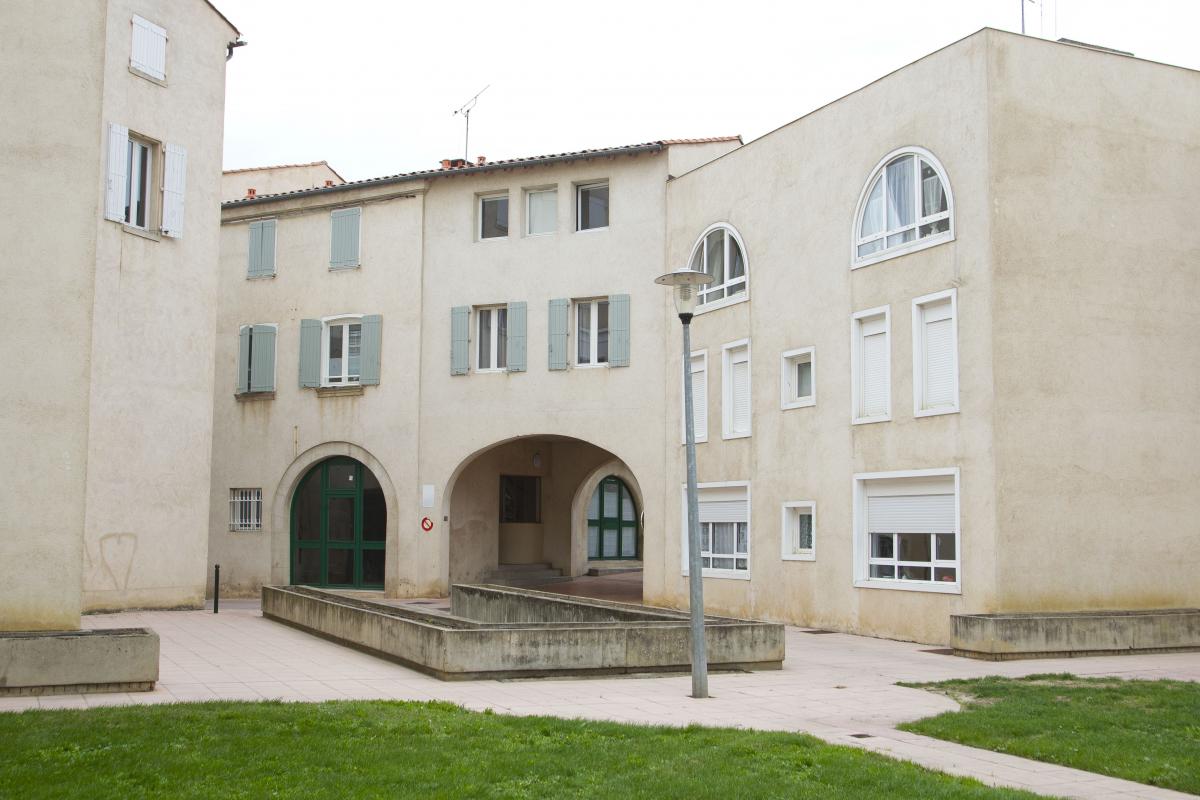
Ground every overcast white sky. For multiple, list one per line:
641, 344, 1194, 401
215, 0, 1199, 181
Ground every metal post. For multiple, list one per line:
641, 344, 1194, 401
213, 564, 220, 614
681, 316, 708, 698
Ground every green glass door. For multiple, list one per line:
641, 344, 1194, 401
586, 476, 638, 560
290, 457, 386, 588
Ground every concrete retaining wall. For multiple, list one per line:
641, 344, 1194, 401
951, 608, 1200, 659
0, 628, 158, 695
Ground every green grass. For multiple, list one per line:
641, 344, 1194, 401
899, 674, 1200, 794
0, 700, 1043, 800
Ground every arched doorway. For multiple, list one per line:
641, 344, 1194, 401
586, 476, 638, 560
290, 457, 385, 588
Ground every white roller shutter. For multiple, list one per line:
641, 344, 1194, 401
104, 123, 129, 222
860, 322, 888, 417
732, 359, 750, 433
698, 499, 748, 523
921, 299, 956, 409
130, 15, 167, 80
689, 354, 707, 441
161, 143, 186, 238
867, 494, 955, 533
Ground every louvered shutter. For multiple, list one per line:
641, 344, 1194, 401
690, 354, 708, 440
330, 208, 361, 268
247, 222, 264, 276
299, 319, 322, 387
248, 220, 276, 277
506, 302, 526, 373
450, 306, 469, 375
236, 326, 251, 394
859, 316, 888, 418
250, 325, 276, 392
104, 123, 129, 222
548, 298, 568, 371
608, 293, 630, 367
867, 494, 955, 533
161, 143, 186, 238
130, 15, 167, 80
921, 300, 956, 409
359, 314, 382, 385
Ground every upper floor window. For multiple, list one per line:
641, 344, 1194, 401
130, 15, 167, 82
576, 182, 609, 231
247, 219, 277, 278
125, 135, 154, 230
688, 224, 747, 308
526, 188, 556, 235
477, 306, 508, 371
575, 299, 609, 366
103, 123, 187, 238
330, 207, 361, 269
237, 323, 277, 395
853, 148, 952, 268
480, 194, 509, 240
324, 317, 362, 385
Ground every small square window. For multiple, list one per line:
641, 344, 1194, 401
229, 488, 263, 531
781, 347, 815, 409
577, 182, 609, 231
500, 475, 540, 523
781, 502, 815, 561
480, 194, 509, 240
526, 188, 556, 235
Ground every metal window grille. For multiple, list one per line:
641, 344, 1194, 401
229, 488, 263, 531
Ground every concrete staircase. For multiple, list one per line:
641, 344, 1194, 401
484, 563, 572, 588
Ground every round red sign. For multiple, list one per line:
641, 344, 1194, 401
420, 516, 434, 532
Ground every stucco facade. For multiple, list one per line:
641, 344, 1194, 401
222, 161, 345, 202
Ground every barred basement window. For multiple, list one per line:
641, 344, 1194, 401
229, 488, 263, 531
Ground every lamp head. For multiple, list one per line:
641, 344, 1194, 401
654, 268, 713, 321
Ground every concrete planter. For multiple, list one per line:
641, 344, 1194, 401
0, 628, 159, 696
950, 608, 1200, 660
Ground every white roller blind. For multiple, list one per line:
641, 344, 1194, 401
104, 123, 129, 221
921, 300, 956, 409
130, 15, 167, 80
732, 359, 750, 433
860, 323, 888, 417
527, 189, 556, 235
690, 354, 707, 440
867, 494, 955, 533
699, 499, 748, 523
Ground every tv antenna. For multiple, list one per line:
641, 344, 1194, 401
453, 85, 489, 162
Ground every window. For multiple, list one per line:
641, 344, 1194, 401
480, 194, 509, 240
323, 318, 362, 385
854, 148, 953, 267
781, 347, 815, 409
104, 125, 185, 237
683, 351, 708, 443
330, 207, 361, 269
476, 306, 508, 371
722, 340, 751, 439
587, 476, 638, 559
229, 488, 263, 531
526, 188, 556, 235
237, 324, 277, 394
854, 469, 959, 593
576, 182, 609, 231
688, 224, 747, 308
781, 502, 815, 561
500, 475, 540, 523
247, 219, 277, 278
913, 289, 959, 416
130, 15, 167, 81
682, 483, 750, 578
124, 135, 153, 229
575, 299, 609, 365
852, 307, 890, 424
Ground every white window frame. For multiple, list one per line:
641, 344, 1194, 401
478, 192, 509, 241
780, 347, 816, 410
130, 14, 167, 82
851, 146, 954, 269
229, 488, 263, 531
852, 468, 961, 595
912, 289, 960, 417
320, 314, 364, 387
781, 501, 816, 561
681, 481, 751, 581
573, 298, 610, 367
575, 181, 609, 232
851, 306, 891, 425
124, 134, 155, 231
688, 222, 749, 314
525, 186, 557, 236
721, 339, 752, 440
682, 350, 708, 444
475, 305, 508, 372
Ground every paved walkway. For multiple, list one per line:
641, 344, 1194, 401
4, 602, 1197, 799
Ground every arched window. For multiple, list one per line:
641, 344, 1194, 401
688, 223, 747, 308
587, 476, 638, 560
853, 148, 952, 267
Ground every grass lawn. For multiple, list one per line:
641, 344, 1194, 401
899, 674, 1200, 794
0, 700, 1043, 800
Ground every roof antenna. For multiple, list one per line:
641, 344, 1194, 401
1020, 0, 1038, 34
453, 85, 489, 163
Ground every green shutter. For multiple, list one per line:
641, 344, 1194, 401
248, 220, 276, 278
608, 293, 630, 367
299, 319, 322, 387
330, 207, 361, 269
360, 314, 382, 385
548, 298, 568, 371
260, 219, 276, 275
506, 301, 526, 373
250, 325, 276, 392
451, 306, 470, 375
237, 325, 251, 394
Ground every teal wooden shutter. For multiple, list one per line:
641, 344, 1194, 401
548, 298, 568, 371
330, 207, 361, 269
299, 319, 322, 387
450, 306, 469, 375
247, 222, 264, 277
237, 325, 251, 394
247, 219, 277, 277
608, 293, 630, 367
506, 301, 526, 372
250, 325, 276, 392
360, 314, 382, 385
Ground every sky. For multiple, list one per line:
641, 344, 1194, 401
215, 0, 1199, 181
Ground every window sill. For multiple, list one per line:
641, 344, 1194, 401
915, 406, 960, 418
781, 552, 815, 562
121, 224, 161, 242
682, 569, 751, 581
246, 273, 276, 281
575, 226, 609, 234
235, 391, 275, 402
316, 385, 363, 397
573, 363, 609, 370
128, 65, 167, 87
722, 430, 751, 441
694, 293, 748, 316
853, 578, 961, 595
229, 527, 263, 533
851, 232, 954, 270
782, 397, 815, 411
852, 414, 891, 425
477, 236, 509, 243
329, 264, 360, 272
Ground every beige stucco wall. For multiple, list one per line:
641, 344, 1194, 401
222, 162, 344, 202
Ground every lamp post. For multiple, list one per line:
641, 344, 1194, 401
655, 267, 714, 699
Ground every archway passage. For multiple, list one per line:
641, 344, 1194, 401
291, 457, 385, 589
587, 476, 638, 560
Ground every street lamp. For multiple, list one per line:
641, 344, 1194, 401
655, 267, 714, 699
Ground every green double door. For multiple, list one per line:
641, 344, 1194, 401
587, 476, 639, 560
291, 457, 386, 588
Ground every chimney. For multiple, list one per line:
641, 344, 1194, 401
324, 179, 334, 187
246, 187, 256, 198
440, 159, 452, 170
476, 155, 487, 166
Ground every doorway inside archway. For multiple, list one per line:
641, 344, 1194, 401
587, 476, 638, 560
290, 457, 385, 589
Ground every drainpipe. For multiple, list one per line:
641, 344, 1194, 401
226, 39, 246, 61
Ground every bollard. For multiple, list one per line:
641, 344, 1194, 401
213, 563, 220, 614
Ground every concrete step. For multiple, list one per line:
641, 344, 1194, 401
484, 574, 575, 588
586, 566, 643, 577
494, 562, 555, 573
